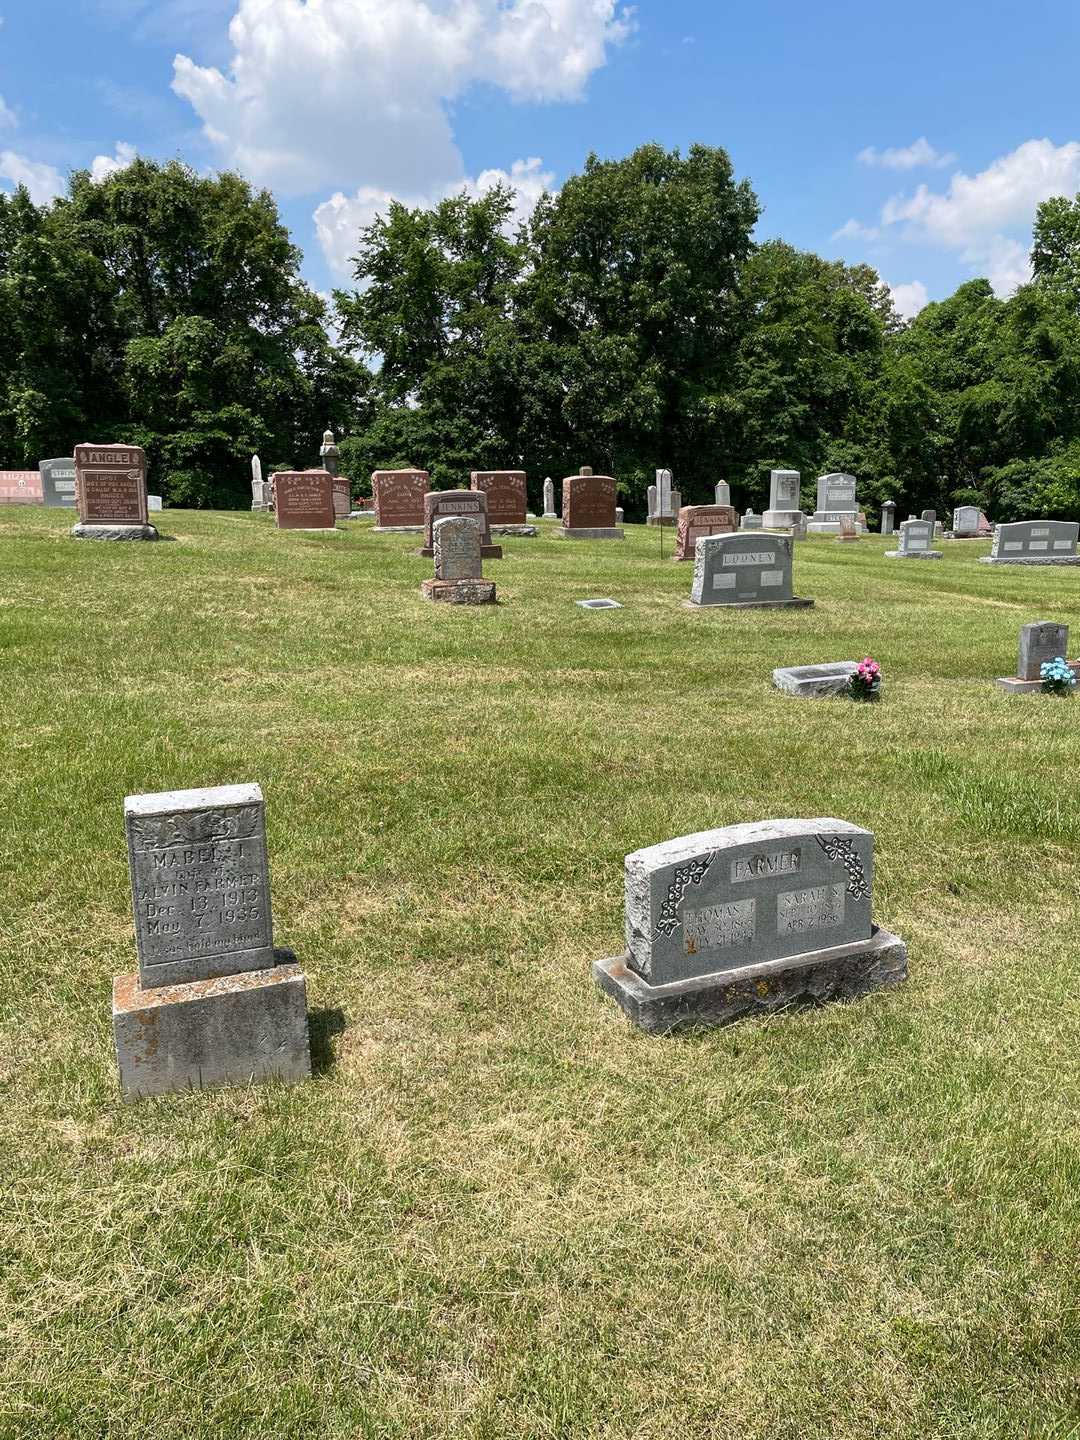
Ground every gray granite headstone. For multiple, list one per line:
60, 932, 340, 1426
647, 484, 658, 517
982, 520, 1080, 565
887, 518, 941, 559
319, 429, 339, 476
657, 469, 674, 517
714, 480, 731, 507
39, 457, 77, 508
434, 514, 482, 580
624, 818, 874, 986
690, 531, 810, 608
881, 501, 896, 536
808, 473, 859, 533
124, 784, 274, 989
921, 509, 937, 526
1018, 621, 1069, 680
740, 510, 762, 530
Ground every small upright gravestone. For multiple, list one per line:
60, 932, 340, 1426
542, 477, 558, 519
952, 505, 991, 538
274, 470, 337, 530
673, 504, 738, 561
836, 513, 859, 543
740, 510, 763, 530
995, 620, 1074, 693
319, 428, 339, 476
421, 489, 501, 558
112, 783, 311, 1099
980, 520, 1080, 566
470, 471, 536, 535
421, 515, 496, 604
593, 818, 907, 1033
886, 518, 942, 560
72, 443, 158, 541
688, 532, 812, 610
763, 469, 804, 531
808, 473, 860, 534
251, 454, 266, 510
921, 509, 937, 526
880, 501, 896, 536
557, 467, 624, 540
372, 469, 428, 531
331, 476, 351, 518
39, 457, 77, 508
715, 480, 731, 507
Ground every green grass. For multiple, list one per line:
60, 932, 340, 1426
3, 506, 1080, 1439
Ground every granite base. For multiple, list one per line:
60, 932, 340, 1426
418, 544, 503, 559
420, 578, 497, 604
647, 515, 676, 527
71, 523, 160, 541
885, 550, 943, 560
593, 926, 907, 1035
684, 597, 814, 611
979, 555, 1080, 566
373, 524, 423, 533
112, 963, 311, 1100
490, 524, 537, 537
555, 527, 625, 541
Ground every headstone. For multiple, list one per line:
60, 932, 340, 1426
763, 469, 804, 531
111, 783, 311, 1099
39, 457, 77, 508
673, 504, 738, 562
881, 500, 896, 536
714, 481, 731, 507
332, 475, 351, 518
274, 470, 337, 530
251, 454, 265, 510
593, 818, 907, 1033
471, 470, 535, 535
319, 428, 339, 476
542, 477, 558, 519
886, 518, 942, 560
420, 515, 497, 605
647, 484, 658, 517
952, 505, 991, 538
615, 506, 625, 524
807, 473, 860, 534
980, 520, 1080, 566
0, 471, 42, 504
372, 469, 428, 530
420, 489, 501, 558
773, 662, 861, 698
72, 443, 157, 541
921, 509, 936, 525
688, 532, 812, 610
837, 513, 858, 543
557, 468, 624, 541
647, 469, 678, 527
147, 495, 163, 512
996, 620, 1074, 693
740, 509, 763, 530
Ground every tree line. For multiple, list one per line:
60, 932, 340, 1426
3, 146, 1079, 519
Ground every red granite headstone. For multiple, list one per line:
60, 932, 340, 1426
74, 444, 148, 525
372, 470, 428, 528
562, 471, 617, 529
332, 476, 351, 517
274, 470, 336, 529
470, 471, 527, 526
673, 504, 738, 561
0, 471, 43, 504
421, 490, 502, 558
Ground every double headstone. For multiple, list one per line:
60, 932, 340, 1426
673, 504, 737, 561
372, 469, 428, 530
420, 515, 497, 605
39, 457, 77, 508
420, 490, 501, 558
980, 520, 1080, 566
111, 784, 311, 1099
995, 620, 1074, 693
557, 467, 624, 540
807, 473, 860, 534
71, 443, 157, 541
274, 470, 337, 530
886, 518, 942, 559
470, 471, 535, 535
689, 532, 812, 609
593, 818, 907, 1033
763, 469, 804, 531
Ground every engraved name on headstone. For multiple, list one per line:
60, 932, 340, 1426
274, 470, 336, 529
372, 469, 429, 529
690, 532, 810, 608
983, 520, 1080, 565
471, 471, 527, 527
434, 514, 483, 580
74, 444, 148, 526
674, 504, 738, 561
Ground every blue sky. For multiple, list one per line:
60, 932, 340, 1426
3, 0, 1080, 317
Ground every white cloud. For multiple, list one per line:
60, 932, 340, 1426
90, 141, 138, 182
840, 138, 1080, 298
0, 94, 15, 129
173, 0, 632, 199
887, 279, 929, 320
0, 150, 65, 204
858, 137, 955, 171
832, 217, 881, 242
314, 156, 555, 277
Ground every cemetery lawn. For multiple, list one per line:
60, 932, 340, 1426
5, 506, 1080, 1440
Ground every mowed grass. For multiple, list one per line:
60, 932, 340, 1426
2, 505, 1080, 1440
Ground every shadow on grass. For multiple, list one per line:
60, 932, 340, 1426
309, 1007, 346, 1076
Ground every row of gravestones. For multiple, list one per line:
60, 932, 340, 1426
112, 784, 907, 1098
